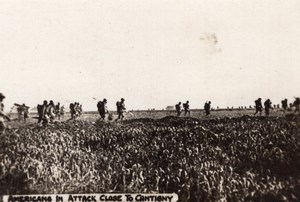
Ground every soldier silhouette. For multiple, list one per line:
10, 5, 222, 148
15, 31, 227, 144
254, 98, 263, 116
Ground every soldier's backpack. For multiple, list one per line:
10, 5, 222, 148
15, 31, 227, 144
69, 103, 74, 110
204, 103, 208, 110
97, 101, 103, 110
116, 101, 121, 110
37, 104, 43, 114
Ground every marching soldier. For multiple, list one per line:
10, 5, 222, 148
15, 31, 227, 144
47, 100, 56, 122
294, 97, 300, 113
116, 98, 126, 121
15, 103, 29, 122
67, 102, 76, 122
23, 104, 29, 122
16, 104, 24, 121
264, 99, 272, 116
55, 102, 61, 120
183, 101, 190, 116
254, 98, 263, 116
37, 100, 48, 125
97, 98, 108, 121
175, 102, 181, 116
60, 105, 65, 117
0, 93, 11, 134
281, 99, 288, 113
204, 101, 211, 116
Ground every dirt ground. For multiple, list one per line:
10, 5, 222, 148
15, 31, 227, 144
5, 108, 296, 129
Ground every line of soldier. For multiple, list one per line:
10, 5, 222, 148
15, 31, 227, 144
67, 102, 82, 122
175, 101, 190, 117
97, 98, 126, 121
14, 103, 30, 122
175, 101, 212, 117
37, 100, 64, 125
1, 92, 300, 133
254, 97, 300, 116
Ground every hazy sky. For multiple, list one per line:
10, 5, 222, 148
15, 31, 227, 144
1, 0, 299, 111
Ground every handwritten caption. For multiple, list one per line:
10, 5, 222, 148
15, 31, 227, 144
3, 194, 178, 202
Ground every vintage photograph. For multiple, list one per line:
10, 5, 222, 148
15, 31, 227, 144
0, 0, 299, 201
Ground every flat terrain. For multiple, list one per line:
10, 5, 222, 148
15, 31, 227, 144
5, 108, 293, 128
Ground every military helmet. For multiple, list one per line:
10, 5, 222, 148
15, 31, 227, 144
103, 98, 107, 102
121, 98, 125, 101
0, 93, 5, 99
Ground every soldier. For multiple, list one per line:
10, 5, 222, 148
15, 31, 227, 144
264, 99, 272, 116
74, 102, 79, 117
78, 104, 83, 116
22, 104, 29, 122
254, 98, 263, 116
37, 100, 48, 125
67, 102, 76, 122
47, 100, 56, 122
183, 101, 190, 116
0, 93, 11, 134
175, 102, 181, 116
97, 98, 108, 121
116, 98, 126, 121
60, 105, 65, 117
281, 99, 288, 113
204, 101, 211, 116
16, 104, 24, 121
55, 102, 61, 120
293, 97, 300, 113
17, 103, 29, 122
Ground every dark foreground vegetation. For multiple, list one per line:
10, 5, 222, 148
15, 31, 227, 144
0, 115, 299, 201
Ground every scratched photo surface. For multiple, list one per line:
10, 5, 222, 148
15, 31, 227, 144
0, 0, 299, 201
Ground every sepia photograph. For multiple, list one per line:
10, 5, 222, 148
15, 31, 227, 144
0, 0, 299, 201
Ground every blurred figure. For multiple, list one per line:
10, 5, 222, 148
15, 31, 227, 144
16, 104, 24, 121
254, 98, 263, 116
67, 102, 76, 122
175, 102, 181, 116
74, 102, 79, 117
183, 101, 190, 116
281, 99, 288, 113
78, 104, 83, 116
47, 100, 56, 122
0, 93, 11, 134
74, 103, 82, 117
37, 100, 48, 125
23, 104, 29, 122
97, 98, 108, 121
293, 97, 300, 113
55, 102, 61, 120
116, 98, 126, 121
204, 101, 211, 116
60, 105, 65, 117
15, 103, 29, 122
264, 99, 272, 116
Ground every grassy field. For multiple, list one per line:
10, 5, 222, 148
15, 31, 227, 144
1, 109, 299, 201
1, 108, 300, 201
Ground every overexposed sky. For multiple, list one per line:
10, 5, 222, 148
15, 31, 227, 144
1, 0, 299, 111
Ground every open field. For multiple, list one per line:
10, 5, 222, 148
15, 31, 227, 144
5, 108, 294, 129
1, 110, 300, 201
